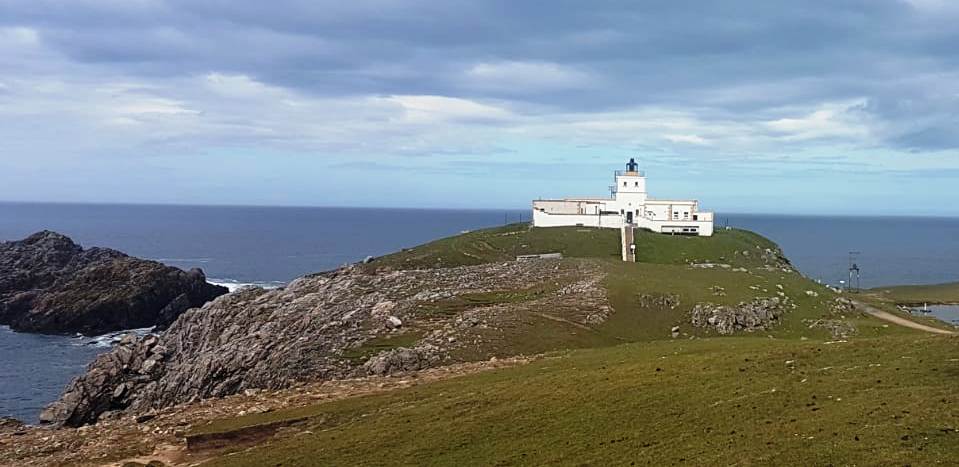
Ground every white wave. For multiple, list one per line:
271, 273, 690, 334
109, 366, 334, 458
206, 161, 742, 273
208, 278, 285, 293
73, 326, 155, 348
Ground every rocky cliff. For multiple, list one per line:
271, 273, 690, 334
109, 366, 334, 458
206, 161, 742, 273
41, 259, 610, 426
0, 231, 228, 335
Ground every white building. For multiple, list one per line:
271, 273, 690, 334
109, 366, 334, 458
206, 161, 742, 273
532, 158, 715, 236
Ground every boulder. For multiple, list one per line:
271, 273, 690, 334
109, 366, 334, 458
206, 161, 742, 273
386, 316, 403, 329
690, 297, 786, 335
370, 300, 396, 318
0, 417, 25, 434
363, 346, 440, 376
0, 231, 228, 335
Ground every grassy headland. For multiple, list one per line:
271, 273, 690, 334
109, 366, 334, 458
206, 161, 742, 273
138, 225, 959, 465
370, 223, 785, 270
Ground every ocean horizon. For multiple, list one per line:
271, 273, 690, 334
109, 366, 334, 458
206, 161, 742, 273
2, 201, 957, 288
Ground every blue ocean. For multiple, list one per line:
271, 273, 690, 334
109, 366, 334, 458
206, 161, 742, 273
1, 202, 957, 422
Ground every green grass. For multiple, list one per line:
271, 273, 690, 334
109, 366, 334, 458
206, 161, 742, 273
200, 335, 959, 466
632, 227, 784, 267
370, 224, 783, 270
416, 287, 559, 319
400, 257, 878, 362
340, 332, 425, 363
368, 223, 619, 269
184, 225, 958, 465
866, 282, 959, 305
602, 261, 857, 341
366, 226, 910, 361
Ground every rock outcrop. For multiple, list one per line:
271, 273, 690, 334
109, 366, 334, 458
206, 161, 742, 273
690, 297, 787, 334
0, 231, 228, 335
0, 417, 25, 435
42, 259, 610, 426
363, 345, 441, 376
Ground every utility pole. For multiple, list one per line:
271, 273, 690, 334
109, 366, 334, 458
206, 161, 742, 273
847, 251, 861, 293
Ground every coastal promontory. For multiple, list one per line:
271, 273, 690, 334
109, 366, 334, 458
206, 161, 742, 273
0, 230, 228, 336
2, 225, 957, 466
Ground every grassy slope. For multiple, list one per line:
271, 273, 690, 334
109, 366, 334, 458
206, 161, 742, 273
600, 261, 901, 342
372, 224, 898, 345
193, 225, 957, 465
203, 336, 959, 466
368, 223, 621, 269
369, 224, 783, 270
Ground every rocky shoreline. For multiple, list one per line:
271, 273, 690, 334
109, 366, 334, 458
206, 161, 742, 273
41, 259, 611, 427
0, 231, 228, 336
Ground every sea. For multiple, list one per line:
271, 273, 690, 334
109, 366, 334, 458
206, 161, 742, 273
1, 202, 957, 423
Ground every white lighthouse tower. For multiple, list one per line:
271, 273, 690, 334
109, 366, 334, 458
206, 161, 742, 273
612, 158, 648, 224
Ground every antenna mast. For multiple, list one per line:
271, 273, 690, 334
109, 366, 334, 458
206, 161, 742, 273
847, 251, 861, 292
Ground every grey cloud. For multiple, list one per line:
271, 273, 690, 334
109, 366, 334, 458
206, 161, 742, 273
3, 0, 959, 150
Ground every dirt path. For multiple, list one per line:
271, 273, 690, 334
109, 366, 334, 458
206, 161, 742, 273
530, 312, 595, 331
854, 301, 956, 335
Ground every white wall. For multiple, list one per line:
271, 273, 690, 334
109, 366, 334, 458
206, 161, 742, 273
614, 175, 646, 194
532, 210, 623, 228
533, 209, 713, 236
613, 174, 647, 207
533, 199, 605, 215
636, 217, 714, 236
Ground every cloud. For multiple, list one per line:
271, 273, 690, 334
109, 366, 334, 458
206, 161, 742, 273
1, 0, 959, 209
463, 61, 592, 93
0, 26, 40, 45
664, 134, 708, 146
763, 101, 871, 142
385, 95, 514, 124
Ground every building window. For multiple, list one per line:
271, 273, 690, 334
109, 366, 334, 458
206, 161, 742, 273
623, 181, 627, 187
634, 182, 638, 187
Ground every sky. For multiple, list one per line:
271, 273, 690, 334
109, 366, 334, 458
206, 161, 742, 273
1, 1, 959, 215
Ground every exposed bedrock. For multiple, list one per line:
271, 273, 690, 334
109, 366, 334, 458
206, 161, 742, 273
690, 297, 787, 334
42, 260, 611, 426
0, 231, 228, 335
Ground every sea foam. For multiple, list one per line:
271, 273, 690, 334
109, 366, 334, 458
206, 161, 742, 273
73, 326, 155, 348
208, 279, 285, 293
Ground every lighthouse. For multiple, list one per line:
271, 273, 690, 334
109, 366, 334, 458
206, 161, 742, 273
531, 158, 714, 236
612, 158, 648, 224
